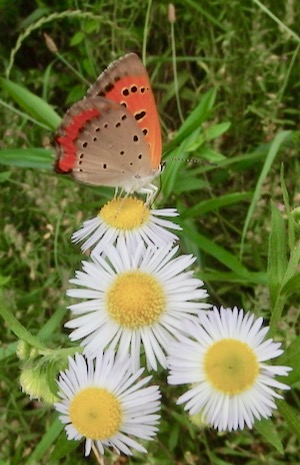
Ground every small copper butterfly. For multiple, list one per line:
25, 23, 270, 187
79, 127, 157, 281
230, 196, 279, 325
54, 53, 162, 196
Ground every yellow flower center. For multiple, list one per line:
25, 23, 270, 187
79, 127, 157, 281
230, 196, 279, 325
69, 387, 122, 440
106, 271, 166, 328
99, 197, 150, 230
204, 339, 259, 395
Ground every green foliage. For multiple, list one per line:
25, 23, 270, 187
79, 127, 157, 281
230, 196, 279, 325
0, 0, 300, 464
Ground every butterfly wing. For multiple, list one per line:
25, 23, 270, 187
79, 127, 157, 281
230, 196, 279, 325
87, 53, 162, 170
54, 97, 157, 191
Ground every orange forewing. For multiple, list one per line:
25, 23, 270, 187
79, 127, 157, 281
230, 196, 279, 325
87, 53, 162, 169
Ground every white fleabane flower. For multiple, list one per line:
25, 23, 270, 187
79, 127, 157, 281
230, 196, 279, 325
54, 352, 161, 457
72, 197, 181, 255
66, 239, 210, 371
167, 306, 292, 432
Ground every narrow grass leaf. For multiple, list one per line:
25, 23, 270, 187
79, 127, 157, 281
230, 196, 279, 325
183, 229, 251, 278
240, 130, 291, 256
163, 88, 217, 155
0, 148, 53, 170
280, 165, 295, 251
197, 270, 267, 285
268, 203, 288, 307
24, 417, 64, 465
181, 192, 252, 218
270, 241, 300, 331
162, 135, 194, 198
1, 78, 61, 130
37, 306, 67, 340
0, 304, 46, 350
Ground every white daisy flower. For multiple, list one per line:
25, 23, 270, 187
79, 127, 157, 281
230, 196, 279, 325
54, 351, 161, 457
167, 306, 292, 432
72, 196, 181, 255
65, 238, 210, 371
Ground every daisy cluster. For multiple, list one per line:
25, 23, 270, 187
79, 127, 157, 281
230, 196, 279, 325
53, 196, 291, 458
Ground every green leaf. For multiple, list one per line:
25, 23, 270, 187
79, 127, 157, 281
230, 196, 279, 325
268, 203, 288, 307
255, 418, 284, 454
0, 341, 17, 360
0, 304, 46, 350
197, 270, 267, 284
163, 88, 217, 155
181, 192, 252, 218
0, 275, 10, 286
280, 165, 296, 251
24, 417, 64, 465
280, 273, 300, 298
0, 148, 53, 170
162, 132, 196, 198
1, 78, 61, 130
277, 400, 300, 439
241, 130, 292, 255
197, 147, 226, 163
49, 430, 80, 460
278, 337, 300, 385
282, 241, 300, 287
203, 122, 231, 142
37, 306, 67, 340
181, 228, 252, 278
0, 171, 12, 182
70, 30, 85, 46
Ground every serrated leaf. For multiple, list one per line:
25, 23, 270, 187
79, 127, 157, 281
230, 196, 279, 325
1, 78, 61, 130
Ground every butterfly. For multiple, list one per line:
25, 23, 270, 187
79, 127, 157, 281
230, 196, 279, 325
54, 53, 162, 198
